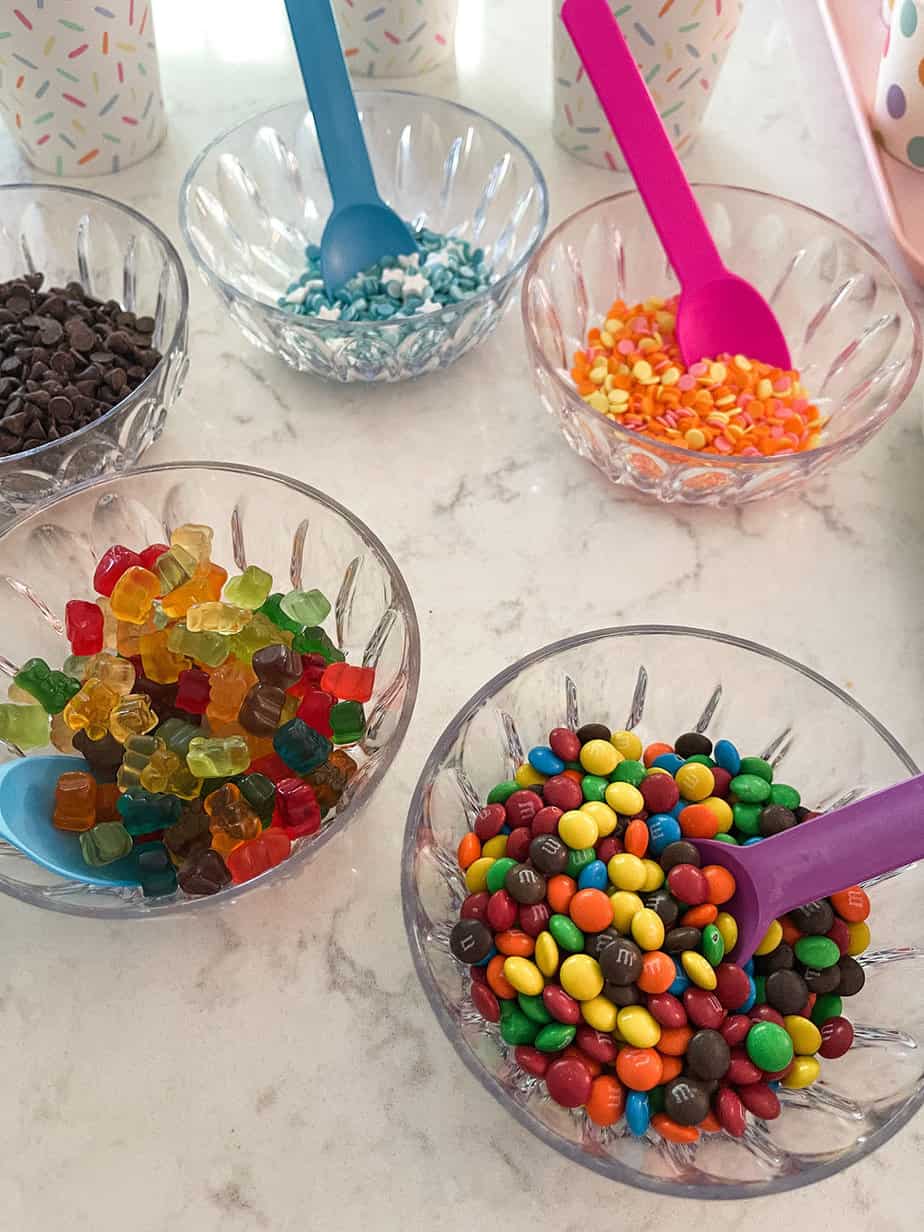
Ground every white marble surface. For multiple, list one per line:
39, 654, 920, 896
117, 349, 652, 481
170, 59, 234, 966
1, 1, 923, 1227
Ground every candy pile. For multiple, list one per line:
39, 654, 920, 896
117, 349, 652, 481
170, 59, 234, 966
280, 228, 492, 322
0, 525, 373, 897
450, 725, 868, 1142
570, 294, 826, 457
0, 273, 163, 458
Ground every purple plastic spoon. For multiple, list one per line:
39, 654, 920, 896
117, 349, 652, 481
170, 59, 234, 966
691, 775, 924, 964
561, 0, 791, 369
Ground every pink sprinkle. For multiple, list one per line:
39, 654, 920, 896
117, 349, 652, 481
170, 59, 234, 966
122, 115, 138, 126
737, 392, 753, 406
783, 434, 800, 450
68, 44, 89, 59
770, 425, 784, 438
384, 30, 401, 44
631, 316, 649, 334
714, 435, 733, 453
62, 93, 86, 107
653, 358, 670, 372
740, 445, 761, 457
677, 374, 695, 391
768, 397, 782, 413
665, 411, 679, 428
773, 377, 791, 393
690, 361, 708, 377
36, 133, 50, 146
13, 9, 32, 31
435, 33, 447, 45
792, 398, 809, 413
739, 412, 753, 427
617, 339, 635, 355
117, 61, 124, 83
564, 103, 574, 128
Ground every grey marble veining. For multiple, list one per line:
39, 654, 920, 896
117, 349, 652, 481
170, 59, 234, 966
0, 1, 922, 1228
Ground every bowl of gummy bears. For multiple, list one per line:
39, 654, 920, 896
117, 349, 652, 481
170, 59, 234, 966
0, 462, 419, 917
180, 93, 548, 382
403, 627, 924, 1196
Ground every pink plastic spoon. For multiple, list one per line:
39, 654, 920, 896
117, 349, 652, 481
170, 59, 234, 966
561, 0, 791, 368
691, 775, 924, 964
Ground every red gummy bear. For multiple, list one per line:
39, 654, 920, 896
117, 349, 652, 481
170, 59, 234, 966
226, 828, 291, 884
273, 777, 321, 839
65, 599, 104, 655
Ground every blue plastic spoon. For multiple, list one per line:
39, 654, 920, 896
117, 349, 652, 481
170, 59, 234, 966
283, 0, 418, 293
0, 755, 138, 887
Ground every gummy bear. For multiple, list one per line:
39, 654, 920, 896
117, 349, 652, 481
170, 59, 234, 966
118, 733, 163, 791
292, 626, 344, 663
167, 622, 230, 669
108, 692, 158, 744
273, 718, 331, 775
236, 772, 276, 823
203, 782, 262, 841
320, 662, 375, 703
79, 822, 133, 866
279, 588, 331, 626
117, 790, 182, 836
330, 700, 365, 745
238, 683, 286, 735
63, 678, 118, 741
186, 735, 250, 779
72, 729, 124, 782
65, 600, 104, 656
296, 688, 334, 737
50, 711, 76, 753
228, 612, 291, 664
110, 566, 160, 625
134, 842, 178, 897
177, 848, 231, 896
226, 828, 291, 884
52, 770, 97, 832
13, 657, 81, 714
93, 545, 143, 597
95, 781, 122, 822
164, 803, 212, 866
140, 628, 189, 685
205, 658, 257, 723
139, 543, 169, 572
287, 654, 328, 697
155, 543, 197, 593
170, 523, 213, 565
223, 565, 273, 611
252, 643, 303, 690
160, 563, 227, 620
175, 667, 210, 715
258, 592, 304, 636
157, 717, 202, 759
273, 777, 321, 838
83, 653, 136, 698
185, 601, 251, 635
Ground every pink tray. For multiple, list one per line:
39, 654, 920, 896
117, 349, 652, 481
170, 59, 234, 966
818, 0, 924, 284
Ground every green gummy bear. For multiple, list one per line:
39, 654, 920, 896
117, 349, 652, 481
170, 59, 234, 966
224, 566, 273, 611
329, 700, 365, 745
291, 625, 344, 663
0, 702, 50, 749
13, 657, 81, 714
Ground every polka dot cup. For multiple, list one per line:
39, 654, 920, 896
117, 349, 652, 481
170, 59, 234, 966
0, 1, 166, 177
874, 0, 924, 170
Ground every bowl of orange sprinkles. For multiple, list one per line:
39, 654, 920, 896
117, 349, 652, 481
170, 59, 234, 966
523, 186, 921, 504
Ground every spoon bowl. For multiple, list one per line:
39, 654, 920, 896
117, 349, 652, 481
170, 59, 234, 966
678, 274, 791, 372
0, 756, 138, 887
320, 202, 418, 295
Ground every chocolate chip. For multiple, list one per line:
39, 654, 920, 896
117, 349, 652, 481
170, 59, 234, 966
135, 315, 155, 333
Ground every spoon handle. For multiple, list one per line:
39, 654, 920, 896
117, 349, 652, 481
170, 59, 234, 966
561, 0, 726, 290
284, 0, 380, 209
751, 774, 924, 918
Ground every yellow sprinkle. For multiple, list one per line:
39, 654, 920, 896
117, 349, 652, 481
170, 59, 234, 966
590, 366, 607, 385
638, 337, 658, 353
709, 362, 727, 384
588, 391, 609, 413
656, 311, 676, 330
661, 367, 680, 386
604, 374, 615, 391
643, 297, 663, 312
715, 394, 736, 407
757, 377, 773, 399
605, 318, 624, 333
684, 428, 706, 450
632, 360, 653, 381
733, 354, 752, 371
600, 330, 614, 348
609, 388, 630, 405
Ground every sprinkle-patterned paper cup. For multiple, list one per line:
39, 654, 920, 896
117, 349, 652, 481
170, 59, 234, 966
0, 1, 166, 177
874, 0, 924, 170
333, 0, 458, 77
553, 0, 743, 170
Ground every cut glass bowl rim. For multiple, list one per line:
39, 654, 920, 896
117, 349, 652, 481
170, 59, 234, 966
0, 460, 422, 919
178, 92, 550, 331
0, 181, 190, 467
521, 183, 923, 470
402, 623, 921, 1198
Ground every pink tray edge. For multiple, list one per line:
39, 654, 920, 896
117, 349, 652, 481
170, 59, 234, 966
817, 0, 924, 285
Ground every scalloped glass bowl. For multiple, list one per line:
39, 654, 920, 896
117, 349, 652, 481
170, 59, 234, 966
522, 187, 922, 505
179, 93, 548, 382
0, 184, 189, 527
403, 627, 924, 1197
0, 462, 420, 918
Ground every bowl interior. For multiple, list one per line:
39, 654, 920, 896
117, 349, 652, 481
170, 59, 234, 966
403, 627, 923, 1197
524, 187, 921, 456
181, 93, 547, 316
0, 463, 419, 917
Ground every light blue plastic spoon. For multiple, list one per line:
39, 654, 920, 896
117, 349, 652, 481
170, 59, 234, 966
283, 0, 418, 293
0, 755, 138, 887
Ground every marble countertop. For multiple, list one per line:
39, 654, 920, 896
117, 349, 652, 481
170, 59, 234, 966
1, 1, 923, 1227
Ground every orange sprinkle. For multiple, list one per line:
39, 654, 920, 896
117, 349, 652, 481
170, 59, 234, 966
571, 294, 825, 456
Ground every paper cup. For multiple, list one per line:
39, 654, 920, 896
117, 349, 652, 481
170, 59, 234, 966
874, 0, 924, 170
0, 1, 166, 177
334, 0, 458, 77
553, 0, 743, 170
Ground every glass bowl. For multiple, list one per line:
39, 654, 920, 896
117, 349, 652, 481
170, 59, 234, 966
0, 462, 420, 918
0, 184, 189, 527
522, 187, 922, 505
403, 626, 923, 1198
179, 93, 548, 382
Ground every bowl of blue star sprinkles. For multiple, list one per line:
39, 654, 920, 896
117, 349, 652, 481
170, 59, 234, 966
180, 93, 549, 382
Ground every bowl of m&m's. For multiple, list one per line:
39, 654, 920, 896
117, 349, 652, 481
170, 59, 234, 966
523, 186, 922, 505
0, 462, 419, 917
403, 627, 924, 1196
180, 93, 548, 383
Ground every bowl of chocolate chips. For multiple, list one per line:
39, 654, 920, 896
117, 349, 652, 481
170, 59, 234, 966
0, 185, 189, 526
